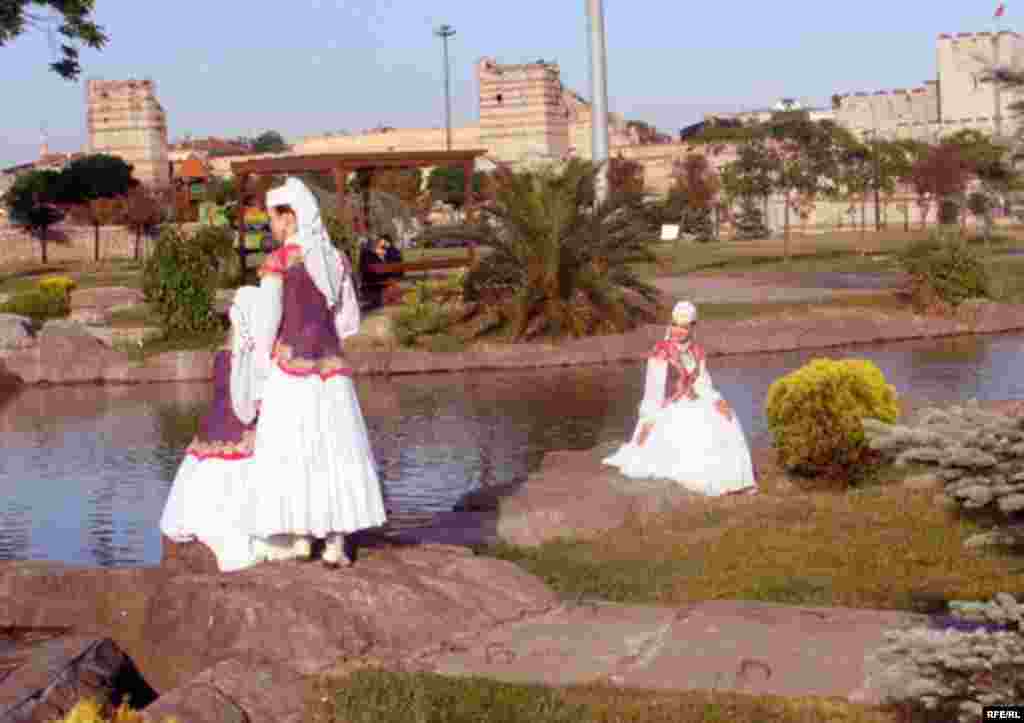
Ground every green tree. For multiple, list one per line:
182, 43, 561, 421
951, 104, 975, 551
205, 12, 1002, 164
764, 116, 843, 260
251, 131, 289, 154
834, 135, 874, 237
719, 138, 777, 233
465, 159, 659, 340
0, 0, 107, 79
427, 165, 485, 210
55, 153, 136, 204
944, 129, 1018, 240
3, 169, 63, 262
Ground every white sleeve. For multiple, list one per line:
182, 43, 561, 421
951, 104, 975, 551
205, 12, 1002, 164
638, 358, 667, 422
256, 274, 283, 384
694, 359, 722, 402
334, 272, 361, 340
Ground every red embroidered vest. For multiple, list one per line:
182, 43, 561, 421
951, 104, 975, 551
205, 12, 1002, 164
650, 340, 706, 406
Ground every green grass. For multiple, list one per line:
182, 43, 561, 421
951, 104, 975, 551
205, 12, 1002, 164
307, 668, 896, 723
113, 327, 227, 362
636, 229, 1024, 279
477, 466, 1024, 612
0, 260, 144, 295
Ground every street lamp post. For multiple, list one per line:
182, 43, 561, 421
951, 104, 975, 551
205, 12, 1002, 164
435, 24, 457, 151
585, 0, 610, 203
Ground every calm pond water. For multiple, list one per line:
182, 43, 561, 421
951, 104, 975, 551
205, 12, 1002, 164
1, 332, 1022, 567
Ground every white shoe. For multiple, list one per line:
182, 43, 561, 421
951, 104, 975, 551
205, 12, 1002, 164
290, 535, 313, 560
249, 537, 270, 563
263, 534, 295, 561
321, 534, 351, 567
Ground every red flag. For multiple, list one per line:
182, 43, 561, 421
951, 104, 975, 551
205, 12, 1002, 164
995, 2, 1006, 17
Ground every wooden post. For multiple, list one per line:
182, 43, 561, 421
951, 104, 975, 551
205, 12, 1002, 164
236, 173, 249, 284
333, 165, 347, 226
462, 159, 474, 224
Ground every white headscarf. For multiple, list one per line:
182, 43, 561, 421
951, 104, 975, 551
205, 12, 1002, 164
663, 300, 699, 368
229, 285, 262, 425
265, 176, 347, 310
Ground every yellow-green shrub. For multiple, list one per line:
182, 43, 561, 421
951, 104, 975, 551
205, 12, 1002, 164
765, 358, 899, 479
38, 275, 76, 298
55, 697, 178, 723
0, 286, 70, 321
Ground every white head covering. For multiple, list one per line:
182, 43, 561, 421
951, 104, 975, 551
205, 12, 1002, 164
665, 300, 698, 352
266, 176, 347, 310
229, 285, 262, 425
672, 300, 697, 326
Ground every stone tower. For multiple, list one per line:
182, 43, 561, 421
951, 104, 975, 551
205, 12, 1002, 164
476, 57, 571, 164
86, 78, 170, 186
936, 31, 1024, 137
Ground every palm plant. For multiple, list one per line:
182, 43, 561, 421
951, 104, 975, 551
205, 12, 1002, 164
467, 159, 660, 340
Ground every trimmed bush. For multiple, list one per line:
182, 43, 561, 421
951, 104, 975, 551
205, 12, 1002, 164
142, 225, 222, 336
765, 358, 899, 479
0, 286, 70, 322
38, 275, 77, 297
899, 232, 991, 311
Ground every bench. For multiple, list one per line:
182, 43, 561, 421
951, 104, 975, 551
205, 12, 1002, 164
360, 246, 478, 306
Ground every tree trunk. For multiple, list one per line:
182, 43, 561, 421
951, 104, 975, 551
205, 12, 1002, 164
783, 198, 791, 264
40, 230, 48, 264
860, 196, 866, 242
94, 223, 100, 263
904, 201, 910, 232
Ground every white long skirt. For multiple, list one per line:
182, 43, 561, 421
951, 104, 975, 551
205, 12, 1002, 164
602, 396, 757, 496
241, 365, 387, 538
159, 455, 260, 572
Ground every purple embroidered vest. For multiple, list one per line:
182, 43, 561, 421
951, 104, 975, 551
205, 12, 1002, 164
185, 350, 256, 460
263, 244, 351, 379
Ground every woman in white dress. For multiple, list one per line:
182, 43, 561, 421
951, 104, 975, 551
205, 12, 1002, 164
159, 286, 265, 571
602, 300, 758, 495
244, 176, 387, 567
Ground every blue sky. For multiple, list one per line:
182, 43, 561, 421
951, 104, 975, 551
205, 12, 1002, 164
0, 1, 1013, 167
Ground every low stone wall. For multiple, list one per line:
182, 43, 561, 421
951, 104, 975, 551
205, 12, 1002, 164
0, 222, 146, 265
3, 302, 1024, 387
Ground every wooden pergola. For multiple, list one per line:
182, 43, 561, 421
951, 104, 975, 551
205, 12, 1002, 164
230, 148, 489, 232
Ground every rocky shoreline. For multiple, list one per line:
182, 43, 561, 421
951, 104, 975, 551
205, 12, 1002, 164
1, 299, 1023, 388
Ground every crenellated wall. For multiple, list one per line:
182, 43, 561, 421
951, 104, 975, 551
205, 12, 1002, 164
834, 31, 1024, 141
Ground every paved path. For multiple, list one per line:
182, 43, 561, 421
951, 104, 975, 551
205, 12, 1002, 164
416, 599, 923, 704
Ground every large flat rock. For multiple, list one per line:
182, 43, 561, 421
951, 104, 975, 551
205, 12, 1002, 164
0, 545, 558, 694
423, 600, 927, 704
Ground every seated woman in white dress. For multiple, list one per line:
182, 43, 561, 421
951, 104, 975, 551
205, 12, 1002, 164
602, 300, 758, 496
159, 286, 266, 571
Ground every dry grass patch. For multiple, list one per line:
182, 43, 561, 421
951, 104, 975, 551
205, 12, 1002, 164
306, 666, 895, 723
484, 477, 1024, 610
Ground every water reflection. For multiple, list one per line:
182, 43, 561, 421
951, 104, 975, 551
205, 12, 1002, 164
0, 332, 1020, 567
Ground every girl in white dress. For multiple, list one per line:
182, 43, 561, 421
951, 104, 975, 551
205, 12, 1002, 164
159, 286, 265, 571
244, 177, 387, 567
602, 300, 758, 495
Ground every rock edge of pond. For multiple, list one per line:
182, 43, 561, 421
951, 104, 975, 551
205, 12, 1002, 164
0, 301, 1023, 388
